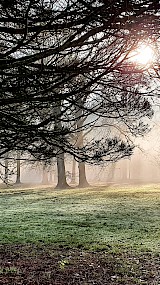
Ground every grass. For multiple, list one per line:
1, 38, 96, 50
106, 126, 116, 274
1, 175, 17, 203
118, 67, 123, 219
0, 183, 160, 253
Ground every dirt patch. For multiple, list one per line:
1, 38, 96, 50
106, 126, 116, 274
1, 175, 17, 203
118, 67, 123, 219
0, 244, 159, 284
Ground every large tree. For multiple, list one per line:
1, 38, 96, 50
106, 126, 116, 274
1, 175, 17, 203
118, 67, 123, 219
0, 0, 159, 173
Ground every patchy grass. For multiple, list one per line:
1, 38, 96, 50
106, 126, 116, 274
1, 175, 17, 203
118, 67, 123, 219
0, 184, 160, 252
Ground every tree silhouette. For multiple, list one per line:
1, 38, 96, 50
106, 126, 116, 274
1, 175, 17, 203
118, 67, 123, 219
0, 1, 159, 181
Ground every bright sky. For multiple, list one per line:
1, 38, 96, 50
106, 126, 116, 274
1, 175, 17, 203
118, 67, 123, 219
129, 43, 155, 66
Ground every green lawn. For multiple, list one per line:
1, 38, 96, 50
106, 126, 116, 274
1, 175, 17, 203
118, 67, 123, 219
0, 184, 160, 253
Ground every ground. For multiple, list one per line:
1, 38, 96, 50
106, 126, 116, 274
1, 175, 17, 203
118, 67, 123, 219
0, 184, 160, 284
0, 244, 159, 285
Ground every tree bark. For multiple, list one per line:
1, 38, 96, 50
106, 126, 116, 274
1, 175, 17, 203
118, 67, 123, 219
55, 151, 71, 189
78, 161, 90, 188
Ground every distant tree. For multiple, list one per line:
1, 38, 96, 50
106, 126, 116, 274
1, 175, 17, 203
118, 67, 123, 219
4, 153, 9, 184
15, 150, 21, 184
42, 163, 49, 185
70, 157, 77, 185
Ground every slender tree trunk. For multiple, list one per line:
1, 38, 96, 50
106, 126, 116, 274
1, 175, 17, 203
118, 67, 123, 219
75, 96, 90, 188
15, 151, 21, 184
49, 169, 54, 184
76, 118, 90, 188
70, 157, 76, 185
42, 164, 49, 184
107, 163, 116, 182
55, 151, 71, 189
4, 154, 8, 184
121, 159, 128, 181
54, 100, 70, 189
78, 161, 90, 188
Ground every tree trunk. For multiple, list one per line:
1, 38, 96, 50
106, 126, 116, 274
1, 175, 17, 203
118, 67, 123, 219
76, 110, 90, 188
70, 157, 76, 185
49, 169, 54, 184
54, 101, 70, 189
107, 163, 116, 182
4, 154, 8, 184
42, 164, 49, 184
74, 95, 91, 188
55, 151, 71, 189
78, 161, 90, 188
121, 159, 129, 182
15, 151, 21, 184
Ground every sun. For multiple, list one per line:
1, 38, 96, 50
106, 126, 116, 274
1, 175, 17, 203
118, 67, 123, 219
129, 43, 154, 66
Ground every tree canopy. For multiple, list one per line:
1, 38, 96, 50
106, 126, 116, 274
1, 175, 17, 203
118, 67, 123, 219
0, 0, 159, 163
